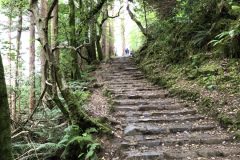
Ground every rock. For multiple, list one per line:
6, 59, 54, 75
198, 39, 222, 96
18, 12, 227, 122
124, 125, 142, 136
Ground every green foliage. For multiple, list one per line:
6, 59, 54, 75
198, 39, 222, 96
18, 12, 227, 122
60, 125, 99, 160
217, 114, 233, 128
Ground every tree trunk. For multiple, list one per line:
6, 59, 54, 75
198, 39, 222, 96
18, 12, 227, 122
108, 5, 115, 57
30, 0, 110, 134
51, 2, 59, 63
8, 17, 12, 114
121, 14, 126, 56
69, 0, 81, 80
96, 35, 103, 61
29, 12, 35, 113
18, 58, 23, 120
90, 20, 97, 61
12, 8, 22, 120
127, 3, 152, 40
102, 9, 108, 58
0, 54, 14, 160
40, 0, 47, 93
85, 26, 92, 62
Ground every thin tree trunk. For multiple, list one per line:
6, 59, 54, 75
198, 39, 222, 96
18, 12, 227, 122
96, 35, 103, 61
51, 2, 59, 63
18, 58, 23, 120
69, 0, 81, 80
8, 17, 12, 114
29, 12, 35, 113
108, 5, 115, 57
40, 0, 54, 109
0, 54, 14, 160
85, 26, 92, 62
102, 11, 108, 58
12, 8, 22, 121
143, 0, 148, 44
40, 0, 47, 92
121, 16, 126, 56
90, 20, 97, 61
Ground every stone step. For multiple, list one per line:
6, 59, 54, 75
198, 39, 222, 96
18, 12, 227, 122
108, 72, 142, 75
124, 123, 216, 136
114, 103, 187, 112
109, 88, 159, 93
109, 89, 163, 94
121, 134, 232, 147
125, 115, 204, 123
108, 84, 152, 88
105, 76, 144, 81
114, 109, 197, 117
124, 144, 240, 159
104, 74, 143, 78
114, 93, 167, 99
105, 80, 149, 84
123, 130, 230, 142
113, 99, 182, 106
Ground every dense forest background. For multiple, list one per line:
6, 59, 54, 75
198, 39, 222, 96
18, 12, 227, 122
0, 0, 240, 159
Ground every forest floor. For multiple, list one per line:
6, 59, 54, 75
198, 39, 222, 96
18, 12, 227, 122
86, 56, 240, 160
86, 61, 123, 160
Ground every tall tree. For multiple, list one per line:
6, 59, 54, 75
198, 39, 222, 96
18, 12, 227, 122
101, 8, 108, 58
121, 7, 126, 56
29, 12, 35, 113
108, 4, 115, 57
96, 5, 122, 60
29, 0, 110, 132
69, 0, 81, 80
12, 7, 23, 120
127, 1, 152, 40
90, 19, 97, 61
8, 16, 12, 113
0, 53, 14, 160
40, 0, 47, 92
51, 1, 59, 63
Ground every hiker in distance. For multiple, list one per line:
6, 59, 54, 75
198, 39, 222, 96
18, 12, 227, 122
125, 48, 129, 55
130, 49, 133, 56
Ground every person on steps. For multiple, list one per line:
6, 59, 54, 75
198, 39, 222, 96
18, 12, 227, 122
130, 49, 133, 56
125, 48, 129, 55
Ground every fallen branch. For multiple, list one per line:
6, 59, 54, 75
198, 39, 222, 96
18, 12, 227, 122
22, 80, 48, 126
12, 131, 29, 139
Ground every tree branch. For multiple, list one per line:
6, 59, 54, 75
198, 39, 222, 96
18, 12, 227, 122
77, 0, 107, 34
47, 0, 58, 21
127, 2, 152, 40
53, 44, 91, 64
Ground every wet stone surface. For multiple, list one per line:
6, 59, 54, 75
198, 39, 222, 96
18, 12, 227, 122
102, 56, 239, 159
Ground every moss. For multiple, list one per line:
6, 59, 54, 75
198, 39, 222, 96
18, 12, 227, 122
169, 87, 199, 101
219, 100, 227, 106
235, 131, 240, 141
199, 63, 219, 75
217, 114, 233, 128
199, 97, 212, 113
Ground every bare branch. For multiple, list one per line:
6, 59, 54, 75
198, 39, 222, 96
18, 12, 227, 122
53, 43, 89, 52
23, 80, 48, 126
47, 0, 58, 21
127, 2, 152, 40
53, 44, 90, 64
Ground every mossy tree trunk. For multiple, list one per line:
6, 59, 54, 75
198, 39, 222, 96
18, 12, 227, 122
29, 12, 35, 113
29, 0, 111, 133
90, 19, 97, 61
69, 0, 81, 80
0, 54, 14, 160
12, 8, 22, 121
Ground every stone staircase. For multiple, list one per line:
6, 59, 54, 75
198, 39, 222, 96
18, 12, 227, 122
103, 56, 240, 159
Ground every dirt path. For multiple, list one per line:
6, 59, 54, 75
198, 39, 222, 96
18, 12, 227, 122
89, 56, 240, 160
